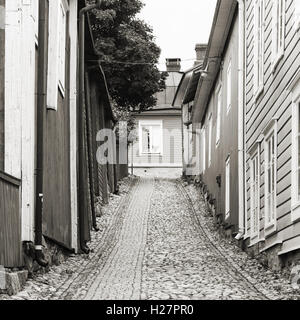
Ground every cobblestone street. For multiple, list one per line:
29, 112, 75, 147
1, 174, 300, 300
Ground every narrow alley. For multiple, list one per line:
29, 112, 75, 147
1, 171, 299, 301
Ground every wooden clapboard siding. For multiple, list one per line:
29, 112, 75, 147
245, 0, 300, 249
0, 0, 4, 171
0, 171, 23, 267
132, 115, 183, 167
200, 13, 240, 232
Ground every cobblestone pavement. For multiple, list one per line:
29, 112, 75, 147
1, 175, 300, 300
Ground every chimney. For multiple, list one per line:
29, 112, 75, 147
194, 44, 207, 66
166, 58, 181, 72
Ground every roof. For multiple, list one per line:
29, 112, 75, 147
134, 107, 182, 117
172, 64, 203, 107
192, 0, 237, 124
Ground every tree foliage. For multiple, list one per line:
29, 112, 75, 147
88, 0, 167, 112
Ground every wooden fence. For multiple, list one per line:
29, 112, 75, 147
0, 171, 23, 267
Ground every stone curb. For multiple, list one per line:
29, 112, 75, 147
0, 270, 28, 296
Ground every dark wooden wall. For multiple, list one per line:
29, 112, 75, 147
42, 11, 73, 249
0, 172, 23, 267
0, 0, 5, 171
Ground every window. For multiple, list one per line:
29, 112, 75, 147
227, 60, 232, 112
216, 86, 222, 146
208, 114, 212, 167
202, 127, 206, 173
254, 0, 264, 96
250, 146, 260, 241
291, 76, 300, 221
225, 157, 231, 219
264, 120, 277, 232
47, 0, 68, 110
295, 0, 300, 31
139, 121, 163, 155
272, 0, 285, 68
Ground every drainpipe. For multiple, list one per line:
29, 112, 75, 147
34, 0, 48, 267
78, 0, 103, 253
235, 0, 246, 241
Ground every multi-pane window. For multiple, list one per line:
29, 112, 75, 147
227, 61, 232, 112
250, 148, 260, 240
254, 0, 264, 95
139, 121, 163, 154
47, 0, 68, 110
216, 86, 222, 146
264, 125, 277, 229
272, 0, 285, 66
208, 114, 212, 167
225, 157, 231, 219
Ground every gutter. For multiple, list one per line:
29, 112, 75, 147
235, 0, 246, 241
78, 0, 103, 253
34, 0, 48, 267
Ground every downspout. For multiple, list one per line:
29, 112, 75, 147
78, 0, 102, 253
235, 0, 245, 241
34, 0, 48, 267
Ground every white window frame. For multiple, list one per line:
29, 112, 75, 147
139, 120, 163, 156
202, 127, 206, 173
291, 74, 300, 221
249, 144, 261, 242
47, 0, 68, 110
264, 119, 278, 235
272, 0, 285, 71
208, 114, 212, 167
254, 0, 264, 98
226, 60, 232, 113
225, 156, 231, 219
58, 0, 67, 96
216, 85, 222, 147
295, 0, 300, 31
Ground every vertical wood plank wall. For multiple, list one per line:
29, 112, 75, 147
245, 0, 300, 248
0, 172, 22, 267
43, 10, 73, 249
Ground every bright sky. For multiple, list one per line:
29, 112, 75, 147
138, 0, 217, 71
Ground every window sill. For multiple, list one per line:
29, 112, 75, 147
58, 81, 65, 99
291, 202, 300, 222
264, 223, 277, 238
254, 85, 264, 103
272, 52, 284, 74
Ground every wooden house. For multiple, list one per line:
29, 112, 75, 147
0, 0, 119, 268
243, 0, 300, 269
191, 0, 244, 237
130, 59, 183, 170
173, 44, 207, 177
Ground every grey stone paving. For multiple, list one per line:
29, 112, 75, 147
1, 175, 299, 300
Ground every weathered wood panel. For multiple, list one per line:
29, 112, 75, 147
0, 171, 22, 267
43, 11, 73, 249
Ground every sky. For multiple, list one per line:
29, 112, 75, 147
138, 0, 218, 71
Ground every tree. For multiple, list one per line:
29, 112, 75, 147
88, 0, 167, 113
